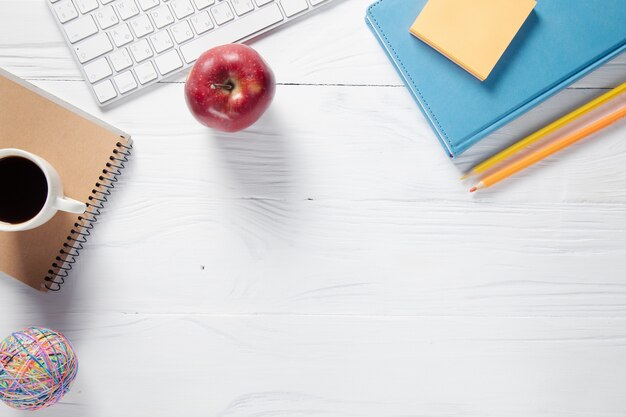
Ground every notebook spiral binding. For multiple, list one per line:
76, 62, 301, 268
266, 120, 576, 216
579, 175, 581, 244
43, 140, 132, 291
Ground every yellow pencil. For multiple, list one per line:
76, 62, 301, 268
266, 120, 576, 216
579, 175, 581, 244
461, 81, 626, 179
469, 105, 626, 192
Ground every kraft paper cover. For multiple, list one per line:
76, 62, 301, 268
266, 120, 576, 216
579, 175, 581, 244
0, 69, 130, 291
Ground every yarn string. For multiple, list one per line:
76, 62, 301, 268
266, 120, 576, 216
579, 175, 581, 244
13, 334, 57, 399
0, 327, 78, 411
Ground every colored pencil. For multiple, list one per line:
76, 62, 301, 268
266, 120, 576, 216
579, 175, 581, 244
469, 105, 626, 192
461, 81, 626, 179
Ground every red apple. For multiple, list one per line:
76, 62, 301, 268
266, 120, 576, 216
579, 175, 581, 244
185, 44, 276, 132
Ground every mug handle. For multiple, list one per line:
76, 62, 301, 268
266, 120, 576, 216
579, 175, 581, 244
55, 197, 87, 214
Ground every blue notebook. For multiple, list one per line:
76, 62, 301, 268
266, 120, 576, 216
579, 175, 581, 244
366, 0, 626, 157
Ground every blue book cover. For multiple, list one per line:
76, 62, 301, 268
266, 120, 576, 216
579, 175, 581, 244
366, 0, 626, 157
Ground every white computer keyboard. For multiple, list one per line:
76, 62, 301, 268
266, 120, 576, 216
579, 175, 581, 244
48, 0, 333, 106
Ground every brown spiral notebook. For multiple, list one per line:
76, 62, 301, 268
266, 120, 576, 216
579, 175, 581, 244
0, 68, 132, 291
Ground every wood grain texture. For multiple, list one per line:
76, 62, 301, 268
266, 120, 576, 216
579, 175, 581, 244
3, 314, 626, 417
0, 0, 625, 87
0, 0, 625, 416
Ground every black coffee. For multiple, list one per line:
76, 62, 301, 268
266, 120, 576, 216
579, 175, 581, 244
0, 156, 48, 224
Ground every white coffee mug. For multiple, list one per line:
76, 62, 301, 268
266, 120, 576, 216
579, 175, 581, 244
0, 148, 86, 232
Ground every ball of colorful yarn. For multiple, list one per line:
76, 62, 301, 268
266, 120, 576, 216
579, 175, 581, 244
0, 327, 78, 411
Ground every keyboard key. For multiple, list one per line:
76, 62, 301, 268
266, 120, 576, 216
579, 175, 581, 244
150, 4, 175, 28
83, 57, 112, 82
64, 15, 98, 43
149, 30, 174, 52
192, 0, 214, 10
113, 70, 138, 93
232, 0, 254, 15
134, 61, 158, 84
74, 32, 113, 63
92, 79, 117, 103
94, 5, 119, 29
55, 0, 329, 106
110, 23, 134, 46
170, 20, 193, 43
154, 49, 182, 75
190, 11, 213, 34
75, 0, 99, 13
211, 2, 234, 25
53, 0, 79, 23
181, 3, 282, 63
130, 14, 154, 37
115, 0, 140, 19
108, 48, 133, 71
170, 0, 194, 19
129, 38, 154, 62
137, 0, 159, 10
280, 0, 307, 17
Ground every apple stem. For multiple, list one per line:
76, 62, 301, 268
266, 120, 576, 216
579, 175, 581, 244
211, 83, 234, 91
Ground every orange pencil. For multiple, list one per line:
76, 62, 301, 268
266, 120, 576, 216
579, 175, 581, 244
470, 105, 626, 192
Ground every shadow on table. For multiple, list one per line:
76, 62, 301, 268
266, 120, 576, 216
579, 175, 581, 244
450, 87, 606, 175
3, 254, 92, 331
2, 245, 99, 416
211, 109, 304, 249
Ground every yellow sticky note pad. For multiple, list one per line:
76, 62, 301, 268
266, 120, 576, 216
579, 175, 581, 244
410, 0, 536, 81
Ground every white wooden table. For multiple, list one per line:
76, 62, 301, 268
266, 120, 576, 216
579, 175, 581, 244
2, 1, 626, 416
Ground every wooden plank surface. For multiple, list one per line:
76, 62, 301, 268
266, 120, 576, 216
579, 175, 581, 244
1, 0, 626, 416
